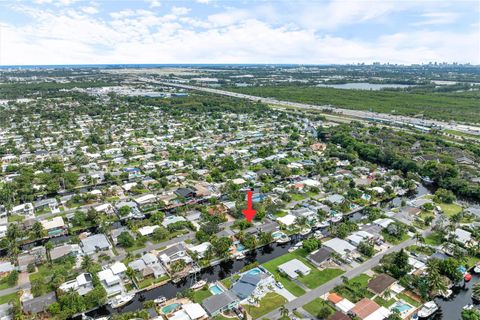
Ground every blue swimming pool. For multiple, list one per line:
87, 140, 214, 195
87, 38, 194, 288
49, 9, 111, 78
209, 284, 224, 295
272, 231, 283, 239
161, 303, 180, 314
393, 301, 412, 313
236, 243, 246, 252
247, 267, 262, 276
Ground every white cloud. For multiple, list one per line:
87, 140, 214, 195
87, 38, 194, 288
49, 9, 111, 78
0, 2, 478, 65
147, 0, 161, 8
412, 12, 459, 26
81, 6, 98, 15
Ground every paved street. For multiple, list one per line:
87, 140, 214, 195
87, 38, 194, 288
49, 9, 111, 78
262, 237, 416, 319
262, 224, 436, 319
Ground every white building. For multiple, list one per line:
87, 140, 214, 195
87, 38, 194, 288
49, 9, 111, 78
278, 259, 311, 279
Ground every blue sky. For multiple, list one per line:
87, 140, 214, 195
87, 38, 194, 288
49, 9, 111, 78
0, 0, 478, 65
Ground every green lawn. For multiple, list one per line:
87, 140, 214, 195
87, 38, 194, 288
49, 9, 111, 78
333, 274, 374, 303
244, 292, 287, 319
348, 274, 371, 287
262, 251, 309, 296
221, 278, 232, 289
290, 194, 305, 201
137, 275, 169, 289
274, 211, 288, 218
424, 232, 443, 246
374, 296, 396, 307
381, 231, 410, 244
0, 293, 17, 305
298, 268, 345, 289
398, 292, 422, 307
7, 215, 24, 223
302, 298, 335, 318
438, 202, 462, 216
192, 288, 212, 303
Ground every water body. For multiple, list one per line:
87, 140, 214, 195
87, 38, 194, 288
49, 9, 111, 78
316, 82, 412, 90
433, 273, 479, 320
83, 242, 294, 318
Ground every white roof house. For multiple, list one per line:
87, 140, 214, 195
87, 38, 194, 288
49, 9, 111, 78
454, 228, 473, 245
346, 231, 374, 246
364, 306, 391, 320
373, 218, 395, 229
336, 299, 355, 313
40, 216, 65, 233
277, 214, 297, 227
188, 242, 211, 258
183, 303, 207, 319
138, 225, 159, 236
323, 238, 356, 257
98, 269, 120, 287
134, 194, 157, 205
302, 179, 321, 187
278, 259, 311, 279
110, 262, 127, 275
162, 215, 186, 228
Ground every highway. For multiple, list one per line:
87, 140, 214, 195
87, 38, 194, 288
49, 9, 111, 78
141, 78, 480, 136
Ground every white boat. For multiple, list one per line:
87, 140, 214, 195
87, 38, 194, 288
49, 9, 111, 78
189, 266, 201, 274
235, 252, 245, 260
330, 214, 343, 223
417, 301, 439, 318
440, 289, 452, 298
473, 262, 480, 273
300, 228, 311, 236
276, 236, 290, 244
110, 293, 135, 309
154, 296, 166, 305
190, 280, 207, 290
316, 221, 329, 228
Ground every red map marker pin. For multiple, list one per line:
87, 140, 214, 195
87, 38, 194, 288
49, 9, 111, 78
242, 190, 257, 222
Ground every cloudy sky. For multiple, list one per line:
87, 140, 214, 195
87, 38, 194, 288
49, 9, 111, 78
0, 0, 478, 65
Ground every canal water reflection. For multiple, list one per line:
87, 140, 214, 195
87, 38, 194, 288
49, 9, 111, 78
432, 273, 479, 320
83, 242, 293, 318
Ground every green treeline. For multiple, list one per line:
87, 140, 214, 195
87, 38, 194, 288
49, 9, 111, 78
229, 85, 480, 123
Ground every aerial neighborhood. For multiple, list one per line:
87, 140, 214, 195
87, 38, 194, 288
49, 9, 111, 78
0, 65, 479, 320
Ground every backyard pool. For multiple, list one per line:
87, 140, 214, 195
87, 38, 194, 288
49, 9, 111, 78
161, 303, 180, 314
209, 284, 224, 295
392, 301, 412, 313
235, 242, 246, 252
272, 231, 284, 239
246, 267, 262, 276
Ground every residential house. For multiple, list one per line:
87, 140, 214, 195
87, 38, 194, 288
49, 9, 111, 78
10, 203, 34, 216
158, 243, 192, 268
323, 238, 356, 259
22, 292, 57, 315
202, 291, 239, 317
40, 216, 66, 237
308, 247, 335, 268
59, 273, 94, 295
128, 253, 166, 279
367, 274, 397, 296
278, 259, 311, 279
81, 234, 111, 255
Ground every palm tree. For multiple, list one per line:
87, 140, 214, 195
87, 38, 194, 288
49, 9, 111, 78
427, 260, 448, 296
280, 305, 289, 317
472, 282, 480, 300
45, 241, 53, 261
414, 232, 424, 245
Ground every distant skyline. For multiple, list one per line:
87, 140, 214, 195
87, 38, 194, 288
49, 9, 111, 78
0, 0, 479, 66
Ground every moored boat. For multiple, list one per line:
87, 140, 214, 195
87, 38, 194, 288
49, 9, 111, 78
190, 280, 207, 290
110, 293, 135, 309
417, 301, 439, 318
154, 296, 166, 305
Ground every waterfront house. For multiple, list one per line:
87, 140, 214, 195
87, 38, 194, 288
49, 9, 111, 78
202, 291, 239, 317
